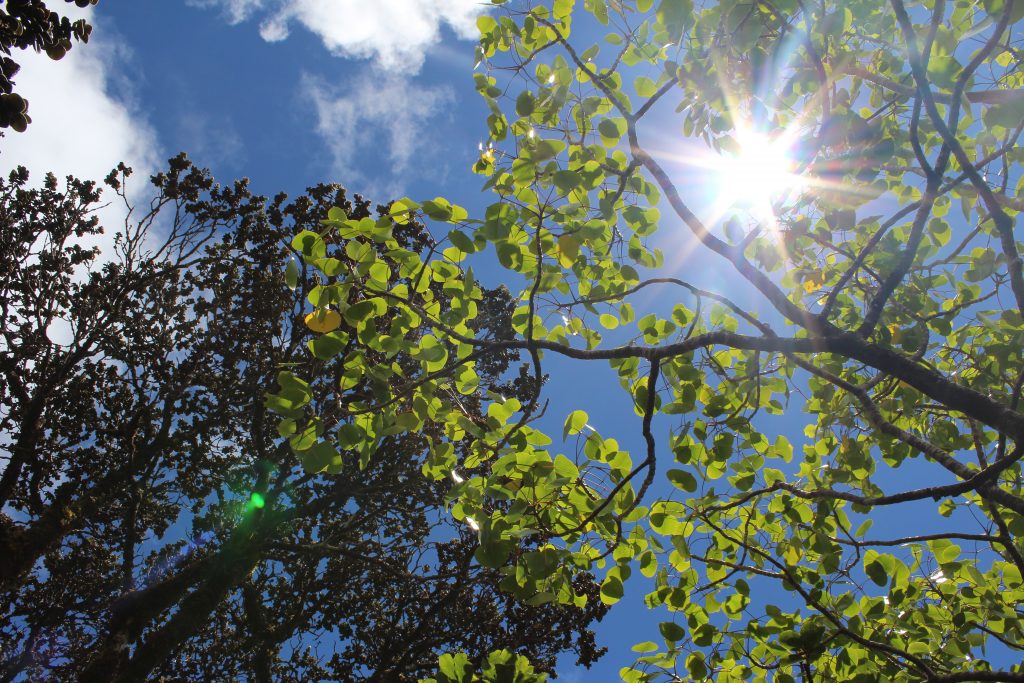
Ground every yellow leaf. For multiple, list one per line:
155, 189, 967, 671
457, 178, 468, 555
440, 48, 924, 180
802, 274, 822, 293
557, 234, 579, 268
305, 309, 342, 333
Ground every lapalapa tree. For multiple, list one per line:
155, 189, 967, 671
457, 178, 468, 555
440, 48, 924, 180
282, 0, 1024, 681
0, 155, 607, 682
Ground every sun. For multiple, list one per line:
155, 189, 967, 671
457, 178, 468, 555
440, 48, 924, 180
715, 129, 803, 217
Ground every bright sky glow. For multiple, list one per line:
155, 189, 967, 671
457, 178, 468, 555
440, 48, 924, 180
661, 119, 812, 249
714, 128, 803, 219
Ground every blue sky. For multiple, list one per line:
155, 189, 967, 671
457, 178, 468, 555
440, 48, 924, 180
0, 2, 494, 217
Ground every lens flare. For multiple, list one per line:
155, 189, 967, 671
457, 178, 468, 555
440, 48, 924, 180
715, 129, 803, 218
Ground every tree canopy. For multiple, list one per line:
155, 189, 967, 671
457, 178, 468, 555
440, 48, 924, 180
280, 0, 1024, 681
0, 157, 607, 682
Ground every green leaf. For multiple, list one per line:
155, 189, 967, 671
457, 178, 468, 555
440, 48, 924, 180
389, 197, 419, 224
557, 234, 579, 267
553, 453, 579, 478
418, 335, 448, 365
552, 0, 574, 20
291, 230, 326, 259
276, 418, 296, 438
344, 300, 377, 324
656, 0, 693, 42
276, 371, 310, 401
927, 55, 961, 89
553, 170, 582, 195
299, 442, 342, 474
983, 97, 1024, 130
864, 550, 892, 587
659, 621, 685, 642
285, 258, 298, 290
264, 393, 302, 417
308, 331, 348, 361
289, 421, 319, 452
634, 75, 657, 98
564, 409, 589, 438
455, 364, 480, 394
589, 0, 609, 24
600, 573, 624, 604
314, 257, 345, 277
598, 117, 625, 146
449, 229, 476, 253
983, 0, 1024, 23
686, 652, 708, 680
437, 652, 471, 683
475, 531, 514, 568
531, 139, 565, 161
422, 197, 455, 221
525, 591, 556, 606
336, 422, 365, 450
666, 468, 697, 492
929, 538, 961, 565
516, 90, 535, 117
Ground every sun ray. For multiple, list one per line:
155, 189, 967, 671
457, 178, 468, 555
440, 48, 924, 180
649, 31, 885, 274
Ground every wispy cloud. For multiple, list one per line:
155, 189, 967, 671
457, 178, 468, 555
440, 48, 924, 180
302, 70, 453, 197
193, 0, 485, 72
555, 669, 584, 683
177, 111, 245, 173
185, 0, 266, 24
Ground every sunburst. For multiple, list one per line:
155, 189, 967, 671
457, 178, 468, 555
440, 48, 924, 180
708, 122, 810, 230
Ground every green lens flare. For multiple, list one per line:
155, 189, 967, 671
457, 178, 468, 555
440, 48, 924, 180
249, 492, 266, 509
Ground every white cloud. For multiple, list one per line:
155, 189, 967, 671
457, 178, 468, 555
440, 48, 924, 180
302, 70, 453, 197
198, 0, 485, 72
0, 6, 161, 213
186, 0, 266, 24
